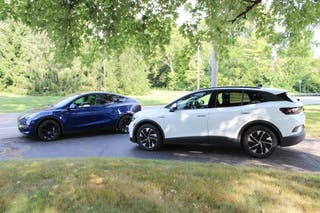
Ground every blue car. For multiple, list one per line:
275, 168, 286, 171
18, 92, 141, 141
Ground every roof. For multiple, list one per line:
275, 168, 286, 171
199, 86, 287, 95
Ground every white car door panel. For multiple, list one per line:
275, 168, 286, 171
163, 108, 209, 138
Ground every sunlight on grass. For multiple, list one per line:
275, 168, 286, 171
304, 105, 320, 138
133, 90, 188, 105
0, 93, 63, 113
0, 90, 188, 113
0, 159, 319, 212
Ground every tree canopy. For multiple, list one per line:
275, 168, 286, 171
1, 0, 319, 58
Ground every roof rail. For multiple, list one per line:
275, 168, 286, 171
199, 86, 262, 90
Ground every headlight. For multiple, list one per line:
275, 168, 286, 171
25, 113, 40, 125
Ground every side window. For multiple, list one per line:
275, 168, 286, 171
242, 92, 251, 105
73, 94, 97, 107
216, 91, 243, 107
249, 91, 283, 103
175, 92, 212, 110
95, 94, 113, 105
112, 95, 127, 103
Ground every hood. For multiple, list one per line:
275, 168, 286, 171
19, 106, 55, 120
134, 107, 168, 118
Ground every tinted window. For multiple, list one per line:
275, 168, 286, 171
277, 93, 293, 102
73, 94, 97, 107
248, 91, 284, 103
216, 91, 243, 107
174, 91, 212, 110
112, 95, 128, 103
95, 94, 113, 105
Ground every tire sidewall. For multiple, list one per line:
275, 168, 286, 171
136, 124, 162, 151
242, 125, 278, 158
37, 119, 61, 141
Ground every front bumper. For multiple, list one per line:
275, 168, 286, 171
280, 128, 306, 147
17, 119, 36, 136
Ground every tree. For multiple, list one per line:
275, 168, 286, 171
1, 0, 319, 59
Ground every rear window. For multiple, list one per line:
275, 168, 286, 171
277, 93, 293, 102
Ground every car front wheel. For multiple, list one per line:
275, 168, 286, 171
242, 125, 278, 158
136, 124, 162, 151
37, 120, 61, 141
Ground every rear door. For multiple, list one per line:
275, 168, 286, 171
207, 90, 256, 140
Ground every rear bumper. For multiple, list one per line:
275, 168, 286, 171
280, 128, 306, 147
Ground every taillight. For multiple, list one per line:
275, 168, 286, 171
280, 106, 303, 115
136, 104, 142, 112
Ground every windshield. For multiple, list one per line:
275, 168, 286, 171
54, 95, 78, 108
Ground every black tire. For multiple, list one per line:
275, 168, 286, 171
136, 124, 162, 151
117, 115, 132, 133
37, 120, 61, 141
242, 125, 278, 158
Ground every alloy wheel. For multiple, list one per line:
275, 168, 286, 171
38, 120, 61, 141
247, 130, 273, 155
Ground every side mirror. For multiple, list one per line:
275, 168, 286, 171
169, 103, 177, 112
68, 103, 78, 110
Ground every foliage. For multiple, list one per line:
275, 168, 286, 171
0, 20, 149, 95
0, 19, 57, 94
1, 0, 319, 59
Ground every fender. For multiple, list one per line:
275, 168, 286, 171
35, 116, 64, 134
132, 119, 165, 142
237, 120, 283, 144
115, 113, 134, 128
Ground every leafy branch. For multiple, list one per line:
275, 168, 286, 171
229, 0, 262, 24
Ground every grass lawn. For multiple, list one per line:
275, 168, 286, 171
304, 105, 320, 138
0, 93, 63, 113
0, 158, 319, 212
0, 90, 187, 113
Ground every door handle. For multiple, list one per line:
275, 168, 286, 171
197, 115, 206, 117
241, 111, 251, 114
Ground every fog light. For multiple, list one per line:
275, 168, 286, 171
292, 125, 304, 133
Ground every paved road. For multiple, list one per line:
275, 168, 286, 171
0, 99, 319, 172
295, 96, 320, 105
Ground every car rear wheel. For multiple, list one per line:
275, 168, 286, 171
37, 120, 61, 141
136, 124, 162, 151
242, 125, 278, 158
117, 115, 132, 133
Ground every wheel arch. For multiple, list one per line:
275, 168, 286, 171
35, 116, 64, 136
133, 119, 165, 143
238, 120, 283, 146
116, 113, 133, 128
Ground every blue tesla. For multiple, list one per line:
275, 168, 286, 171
17, 92, 141, 141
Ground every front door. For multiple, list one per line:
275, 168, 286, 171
163, 91, 213, 141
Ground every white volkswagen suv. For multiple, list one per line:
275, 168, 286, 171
129, 87, 306, 158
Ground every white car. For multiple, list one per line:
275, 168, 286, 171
129, 87, 306, 158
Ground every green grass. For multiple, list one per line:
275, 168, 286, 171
132, 90, 188, 105
304, 105, 320, 138
0, 93, 63, 113
0, 158, 319, 212
0, 90, 187, 113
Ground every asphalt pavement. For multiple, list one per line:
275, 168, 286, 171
0, 97, 319, 172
